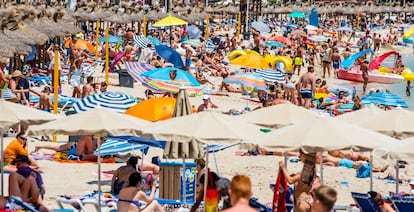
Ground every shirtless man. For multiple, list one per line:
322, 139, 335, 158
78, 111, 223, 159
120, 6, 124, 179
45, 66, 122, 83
29, 87, 52, 112
298, 66, 316, 109
183, 44, 193, 71
197, 95, 218, 112
230, 33, 238, 51
331, 49, 341, 72
361, 60, 369, 94
82, 76, 94, 97
294, 46, 304, 76
328, 150, 370, 162
252, 33, 260, 53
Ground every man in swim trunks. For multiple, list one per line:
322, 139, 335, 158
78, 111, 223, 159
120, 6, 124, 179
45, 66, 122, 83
294, 45, 304, 76
361, 60, 369, 94
183, 44, 193, 71
331, 48, 341, 72
298, 66, 316, 109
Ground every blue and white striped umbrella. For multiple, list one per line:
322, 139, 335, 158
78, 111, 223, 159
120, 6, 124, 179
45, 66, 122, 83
73, 92, 137, 113
361, 92, 408, 108
94, 138, 149, 156
133, 35, 151, 48
254, 69, 286, 83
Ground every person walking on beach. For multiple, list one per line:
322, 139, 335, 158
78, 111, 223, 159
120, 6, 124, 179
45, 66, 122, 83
222, 175, 256, 212
361, 60, 369, 94
406, 81, 412, 97
298, 66, 316, 109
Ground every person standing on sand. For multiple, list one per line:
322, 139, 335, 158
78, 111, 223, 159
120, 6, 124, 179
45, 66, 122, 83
361, 60, 369, 94
407, 81, 412, 97
222, 175, 256, 212
298, 66, 316, 109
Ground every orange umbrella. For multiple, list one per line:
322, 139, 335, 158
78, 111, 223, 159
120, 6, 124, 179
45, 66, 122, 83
125, 97, 176, 122
268, 36, 294, 46
64, 38, 96, 53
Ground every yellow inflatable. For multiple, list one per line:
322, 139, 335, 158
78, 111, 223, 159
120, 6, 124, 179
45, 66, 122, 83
378, 66, 391, 73
403, 28, 414, 39
403, 68, 414, 81
244, 49, 261, 56
314, 93, 328, 99
228, 50, 247, 61
264, 55, 293, 72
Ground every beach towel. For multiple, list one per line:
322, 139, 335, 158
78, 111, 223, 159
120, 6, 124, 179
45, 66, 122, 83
54, 157, 115, 164
272, 169, 287, 212
205, 170, 219, 212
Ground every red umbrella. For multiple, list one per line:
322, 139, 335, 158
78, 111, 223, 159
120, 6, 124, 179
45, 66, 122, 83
269, 36, 295, 46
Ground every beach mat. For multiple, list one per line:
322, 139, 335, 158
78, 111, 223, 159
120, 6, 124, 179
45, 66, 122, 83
55, 157, 116, 164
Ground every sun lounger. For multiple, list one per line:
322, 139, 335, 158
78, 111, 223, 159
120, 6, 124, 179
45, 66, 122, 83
351, 192, 381, 212
11, 195, 39, 212
391, 196, 414, 212
56, 192, 117, 212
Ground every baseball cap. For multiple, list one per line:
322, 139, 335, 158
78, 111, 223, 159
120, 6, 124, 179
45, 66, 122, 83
409, 178, 414, 185
202, 95, 209, 100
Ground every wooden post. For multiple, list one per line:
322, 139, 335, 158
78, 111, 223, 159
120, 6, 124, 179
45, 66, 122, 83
95, 21, 100, 59
52, 49, 59, 142
105, 24, 109, 85
143, 15, 147, 37
205, 16, 209, 40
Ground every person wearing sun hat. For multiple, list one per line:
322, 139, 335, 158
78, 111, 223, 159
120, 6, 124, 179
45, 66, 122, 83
197, 95, 218, 112
2, 70, 28, 103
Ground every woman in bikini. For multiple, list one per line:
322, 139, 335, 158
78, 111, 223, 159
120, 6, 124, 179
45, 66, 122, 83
117, 172, 164, 212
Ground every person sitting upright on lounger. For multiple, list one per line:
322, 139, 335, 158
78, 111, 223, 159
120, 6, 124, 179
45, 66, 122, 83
111, 156, 139, 195
117, 172, 164, 212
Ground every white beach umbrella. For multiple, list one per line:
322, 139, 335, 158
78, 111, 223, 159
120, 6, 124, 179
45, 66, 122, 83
0, 99, 58, 195
242, 116, 397, 153
27, 107, 151, 210
357, 109, 414, 139
335, 106, 386, 124
237, 103, 318, 129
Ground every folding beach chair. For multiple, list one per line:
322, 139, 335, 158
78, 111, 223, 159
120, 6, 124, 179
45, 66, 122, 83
11, 196, 39, 212
351, 192, 381, 212
391, 196, 414, 212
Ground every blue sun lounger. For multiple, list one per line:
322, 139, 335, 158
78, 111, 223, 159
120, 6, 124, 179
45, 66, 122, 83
351, 192, 381, 212
11, 195, 39, 212
391, 196, 414, 212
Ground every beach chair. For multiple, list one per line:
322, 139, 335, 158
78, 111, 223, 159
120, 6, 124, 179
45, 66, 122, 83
351, 192, 381, 212
249, 198, 271, 212
56, 192, 117, 212
11, 195, 39, 212
391, 196, 414, 212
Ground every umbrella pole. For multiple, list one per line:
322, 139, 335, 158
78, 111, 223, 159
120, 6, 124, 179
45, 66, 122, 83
320, 152, 323, 185
182, 158, 186, 204
284, 152, 288, 169
203, 146, 209, 208
1, 128, 4, 196
97, 136, 102, 210
213, 153, 219, 175
396, 160, 399, 194
370, 153, 373, 191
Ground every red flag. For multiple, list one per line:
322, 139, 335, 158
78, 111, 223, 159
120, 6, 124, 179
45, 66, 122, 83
272, 169, 288, 212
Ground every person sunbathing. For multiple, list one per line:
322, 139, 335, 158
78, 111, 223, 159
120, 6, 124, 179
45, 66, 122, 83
112, 156, 139, 195
219, 82, 241, 93
29, 87, 52, 112
322, 154, 387, 172
117, 172, 164, 212
328, 150, 370, 162
34, 135, 98, 161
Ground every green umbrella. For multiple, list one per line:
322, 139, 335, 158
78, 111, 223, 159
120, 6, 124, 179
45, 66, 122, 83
288, 11, 306, 18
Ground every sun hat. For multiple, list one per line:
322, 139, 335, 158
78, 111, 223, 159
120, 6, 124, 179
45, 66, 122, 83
11, 70, 23, 78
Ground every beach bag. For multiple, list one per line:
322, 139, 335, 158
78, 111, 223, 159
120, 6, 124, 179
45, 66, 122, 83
205, 170, 219, 212
356, 163, 371, 178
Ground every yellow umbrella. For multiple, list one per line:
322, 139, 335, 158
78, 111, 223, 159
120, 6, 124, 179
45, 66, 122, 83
125, 98, 176, 122
153, 14, 188, 27
230, 53, 270, 69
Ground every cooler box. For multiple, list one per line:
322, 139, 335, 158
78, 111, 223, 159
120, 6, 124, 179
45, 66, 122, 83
159, 161, 196, 204
118, 69, 134, 88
